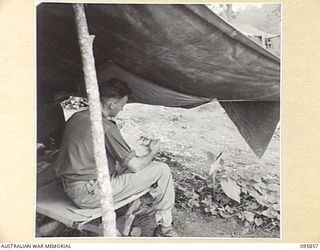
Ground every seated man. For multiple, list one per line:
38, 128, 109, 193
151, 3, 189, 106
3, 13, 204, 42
54, 78, 178, 237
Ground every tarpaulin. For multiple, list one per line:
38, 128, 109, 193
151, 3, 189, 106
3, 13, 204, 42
97, 61, 210, 108
37, 3, 280, 157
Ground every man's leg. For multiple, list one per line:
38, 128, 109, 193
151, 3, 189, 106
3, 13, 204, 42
62, 179, 101, 209
63, 161, 175, 227
63, 161, 177, 235
112, 161, 175, 227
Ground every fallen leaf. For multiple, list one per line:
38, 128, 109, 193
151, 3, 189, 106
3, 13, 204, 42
209, 205, 217, 215
253, 182, 267, 192
248, 202, 260, 210
249, 189, 270, 206
225, 205, 233, 213
201, 197, 213, 207
220, 178, 241, 203
176, 184, 183, 191
241, 186, 248, 194
254, 218, 263, 226
267, 184, 280, 193
220, 211, 232, 218
267, 194, 279, 204
194, 200, 200, 207
192, 192, 200, 199
243, 211, 255, 222
262, 207, 278, 219
184, 190, 194, 199
237, 213, 245, 220
273, 203, 280, 211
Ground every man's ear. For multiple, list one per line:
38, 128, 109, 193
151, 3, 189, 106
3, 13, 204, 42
102, 100, 113, 110
109, 101, 117, 110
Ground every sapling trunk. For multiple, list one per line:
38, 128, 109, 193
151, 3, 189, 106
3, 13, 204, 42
73, 3, 117, 237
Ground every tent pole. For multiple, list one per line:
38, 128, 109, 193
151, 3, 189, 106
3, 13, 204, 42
72, 3, 117, 237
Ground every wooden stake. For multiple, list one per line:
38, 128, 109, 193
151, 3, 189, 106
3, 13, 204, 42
72, 3, 117, 237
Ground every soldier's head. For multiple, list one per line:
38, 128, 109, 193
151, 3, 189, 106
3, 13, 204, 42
99, 78, 132, 117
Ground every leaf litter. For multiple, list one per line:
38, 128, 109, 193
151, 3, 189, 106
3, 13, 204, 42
155, 150, 280, 233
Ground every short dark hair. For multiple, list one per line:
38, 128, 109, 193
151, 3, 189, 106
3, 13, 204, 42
99, 78, 132, 100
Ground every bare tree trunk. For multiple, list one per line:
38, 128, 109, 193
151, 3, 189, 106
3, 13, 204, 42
72, 3, 117, 237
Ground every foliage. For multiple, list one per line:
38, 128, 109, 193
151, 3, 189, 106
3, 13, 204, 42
232, 4, 281, 34
155, 151, 280, 232
207, 4, 281, 35
206, 4, 236, 21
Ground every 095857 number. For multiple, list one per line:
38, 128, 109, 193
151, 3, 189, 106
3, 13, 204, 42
300, 244, 319, 248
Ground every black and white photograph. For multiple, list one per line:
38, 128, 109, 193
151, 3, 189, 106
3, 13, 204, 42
36, 3, 281, 238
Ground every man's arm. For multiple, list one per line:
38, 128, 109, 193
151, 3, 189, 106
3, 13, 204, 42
126, 140, 160, 173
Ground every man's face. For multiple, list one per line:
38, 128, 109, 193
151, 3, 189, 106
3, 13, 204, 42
109, 96, 128, 117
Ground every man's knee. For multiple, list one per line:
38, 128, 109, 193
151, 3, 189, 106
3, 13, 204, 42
154, 161, 172, 177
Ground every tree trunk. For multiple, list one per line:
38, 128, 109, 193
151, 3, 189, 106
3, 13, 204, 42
72, 3, 117, 237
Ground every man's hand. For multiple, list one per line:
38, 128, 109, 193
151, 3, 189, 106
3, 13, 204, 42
140, 136, 160, 154
149, 139, 160, 154
127, 138, 160, 173
140, 136, 151, 146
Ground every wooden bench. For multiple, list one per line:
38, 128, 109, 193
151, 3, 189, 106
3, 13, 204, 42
36, 179, 150, 236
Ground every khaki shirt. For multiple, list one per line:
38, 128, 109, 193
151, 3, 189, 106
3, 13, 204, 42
55, 109, 135, 181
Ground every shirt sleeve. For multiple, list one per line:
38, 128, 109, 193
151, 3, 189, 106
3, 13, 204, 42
104, 125, 136, 167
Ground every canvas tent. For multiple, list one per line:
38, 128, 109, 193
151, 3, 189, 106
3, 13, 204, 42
37, 3, 280, 158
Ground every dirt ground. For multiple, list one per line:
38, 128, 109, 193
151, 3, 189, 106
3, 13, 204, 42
59, 101, 280, 238
118, 101, 280, 238
118, 102, 279, 177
